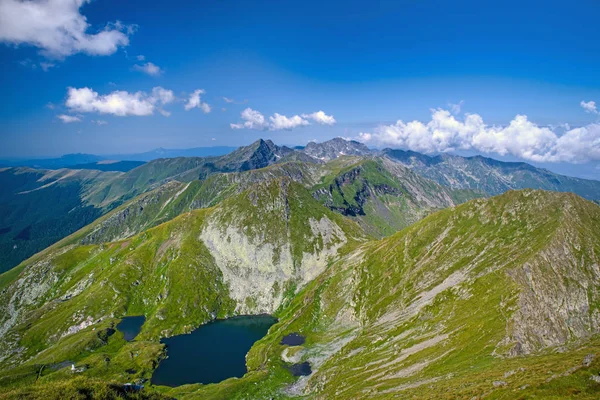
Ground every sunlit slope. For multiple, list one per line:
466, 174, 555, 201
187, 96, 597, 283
312, 157, 480, 237
196, 189, 600, 399
0, 178, 364, 381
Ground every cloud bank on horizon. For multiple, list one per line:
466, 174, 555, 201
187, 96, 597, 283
357, 103, 600, 164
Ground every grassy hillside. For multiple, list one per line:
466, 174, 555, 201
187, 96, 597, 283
219, 189, 600, 399
0, 178, 365, 396
1, 189, 599, 399
0, 140, 313, 273
0, 168, 122, 274
312, 157, 481, 237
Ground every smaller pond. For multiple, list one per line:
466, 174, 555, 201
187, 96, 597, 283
281, 333, 305, 346
151, 314, 277, 387
116, 316, 146, 342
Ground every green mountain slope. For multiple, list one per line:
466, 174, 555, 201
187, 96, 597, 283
219, 189, 600, 399
0, 167, 123, 274
1, 189, 599, 399
0, 140, 310, 273
312, 157, 481, 237
0, 178, 365, 393
56, 156, 467, 248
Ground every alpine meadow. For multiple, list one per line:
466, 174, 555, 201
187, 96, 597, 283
1, 1, 600, 399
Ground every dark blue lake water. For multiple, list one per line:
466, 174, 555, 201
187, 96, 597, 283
151, 315, 277, 387
116, 316, 145, 341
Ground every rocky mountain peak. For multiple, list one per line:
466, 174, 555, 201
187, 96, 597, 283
303, 137, 371, 161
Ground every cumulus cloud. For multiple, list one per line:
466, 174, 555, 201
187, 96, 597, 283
136, 54, 145, 61
358, 107, 600, 163
65, 86, 174, 117
581, 100, 598, 114
58, 114, 81, 123
231, 108, 336, 131
231, 108, 268, 130
0, 0, 133, 58
184, 89, 211, 113
151, 87, 175, 105
133, 62, 162, 76
302, 110, 336, 125
270, 113, 309, 130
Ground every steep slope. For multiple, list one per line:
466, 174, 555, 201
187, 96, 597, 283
2, 188, 600, 399
69, 161, 324, 246
0, 140, 306, 273
0, 178, 365, 392
73, 156, 477, 247
383, 149, 600, 201
0, 167, 123, 274
220, 190, 600, 399
312, 157, 481, 237
85, 139, 296, 208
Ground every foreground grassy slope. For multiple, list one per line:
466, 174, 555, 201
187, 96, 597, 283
165, 189, 600, 399
2, 181, 599, 398
0, 178, 365, 396
247, 189, 600, 399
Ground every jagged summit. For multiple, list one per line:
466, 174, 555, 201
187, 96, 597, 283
219, 138, 294, 171
302, 137, 371, 161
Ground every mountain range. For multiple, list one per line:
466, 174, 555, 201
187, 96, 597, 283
0, 138, 599, 398
1, 138, 599, 275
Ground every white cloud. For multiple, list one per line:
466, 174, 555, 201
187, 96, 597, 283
358, 107, 600, 163
581, 100, 598, 114
133, 62, 162, 76
302, 110, 336, 125
231, 108, 267, 130
223, 97, 234, 103
65, 86, 174, 117
232, 108, 336, 131
184, 89, 211, 113
0, 0, 132, 58
269, 113, 309, 130
151, 87, 175, 105
91, 119, 108, 125
136, 54, 145, 61
58, 114, 81, 123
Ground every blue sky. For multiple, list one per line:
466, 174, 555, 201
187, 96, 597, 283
0, 0, 599, 177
